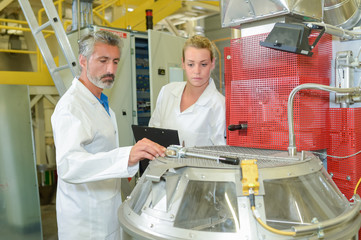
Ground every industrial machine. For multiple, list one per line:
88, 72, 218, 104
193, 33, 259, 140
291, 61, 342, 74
118, 146, 361, 239
119, 0, 361, 239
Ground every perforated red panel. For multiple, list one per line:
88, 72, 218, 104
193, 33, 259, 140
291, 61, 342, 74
225, 33, 360, 237
224, 47, 232, 132
224, 31, 361, 202
229, 77, 330, 150
226, 33, 332, 151
328, 108, 361, 199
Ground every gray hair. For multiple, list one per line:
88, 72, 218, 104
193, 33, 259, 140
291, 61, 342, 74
78, 30, 123, 60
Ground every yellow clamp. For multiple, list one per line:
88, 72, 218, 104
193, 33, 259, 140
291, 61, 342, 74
241, 159, 259, 195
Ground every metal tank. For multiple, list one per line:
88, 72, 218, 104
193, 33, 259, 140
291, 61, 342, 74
118, 146, 361, 240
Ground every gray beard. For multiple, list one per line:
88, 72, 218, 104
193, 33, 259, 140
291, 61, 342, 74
87, 72, 114, 89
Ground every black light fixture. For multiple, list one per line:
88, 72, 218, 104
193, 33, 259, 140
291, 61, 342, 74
260, 22, 325, 57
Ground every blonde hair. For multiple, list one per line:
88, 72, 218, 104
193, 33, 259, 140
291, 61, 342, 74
182, 35, 215, 62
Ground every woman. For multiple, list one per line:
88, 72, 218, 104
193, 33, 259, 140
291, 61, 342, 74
149, 35, 226, 147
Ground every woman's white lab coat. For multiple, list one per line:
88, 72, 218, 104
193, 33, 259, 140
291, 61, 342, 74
51, 78, 138, 240
149, 78, 226, 147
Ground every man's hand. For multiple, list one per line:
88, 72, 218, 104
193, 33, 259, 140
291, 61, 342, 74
129, 138, 166, 166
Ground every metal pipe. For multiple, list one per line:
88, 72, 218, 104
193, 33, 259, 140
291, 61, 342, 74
292, 195, 361, 234
288, 83, 361, 156
77, 0, 80, 39
305, 22, 361, 40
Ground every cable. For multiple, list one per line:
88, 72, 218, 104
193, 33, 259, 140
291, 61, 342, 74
249, 192, 296, 237
251, 206, 295, 236
310, 149, 361, 159
354, 177, 361, 195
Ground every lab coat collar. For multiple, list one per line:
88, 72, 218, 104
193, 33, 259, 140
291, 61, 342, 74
170, 78, 216, 107
196, 78, 217, 106
170, 81, 186, 98
72, 77, 99, 106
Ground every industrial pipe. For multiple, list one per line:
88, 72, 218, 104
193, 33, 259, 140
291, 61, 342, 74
305, 22, 361, 40
292, 195, 361, 235
287, 83, 361, 156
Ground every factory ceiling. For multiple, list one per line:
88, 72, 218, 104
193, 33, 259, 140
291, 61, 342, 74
0, 0, 220, 37
0, 0, 220, 86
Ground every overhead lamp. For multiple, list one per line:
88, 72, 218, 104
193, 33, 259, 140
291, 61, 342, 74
260, 22, 325, 57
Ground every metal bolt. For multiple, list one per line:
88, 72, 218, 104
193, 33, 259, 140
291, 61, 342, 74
227, 55, 231, 60
330, 172, 334, 177
347, 176, 351, 181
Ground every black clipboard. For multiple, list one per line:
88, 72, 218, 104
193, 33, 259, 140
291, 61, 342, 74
131, 125, 180, 175
131, 125, 180, 147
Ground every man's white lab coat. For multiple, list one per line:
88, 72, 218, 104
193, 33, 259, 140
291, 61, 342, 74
149, 78, 226, 147
51, 78, 138, 240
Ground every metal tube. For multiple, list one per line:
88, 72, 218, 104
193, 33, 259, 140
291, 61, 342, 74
305, 22, 361, 40
292, 195, 361, 234
288, 83, 361, 156
77, 0, 80, 39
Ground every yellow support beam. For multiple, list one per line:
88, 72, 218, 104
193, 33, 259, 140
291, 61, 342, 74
200, 1, 220, 7
0, 71, 54, 86
111, 0, 183, 31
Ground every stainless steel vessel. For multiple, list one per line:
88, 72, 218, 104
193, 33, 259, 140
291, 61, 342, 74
119, 146, 361, 240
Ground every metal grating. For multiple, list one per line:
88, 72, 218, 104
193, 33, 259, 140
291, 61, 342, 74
328, 108, 361, 199
185, 145, 305, 168
226, 33, 332, 151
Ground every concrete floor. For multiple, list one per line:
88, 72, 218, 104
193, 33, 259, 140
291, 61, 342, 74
40, 190, 58, 240
41, 203, 58, 240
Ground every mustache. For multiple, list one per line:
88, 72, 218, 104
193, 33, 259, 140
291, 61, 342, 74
100, 74, 115, 81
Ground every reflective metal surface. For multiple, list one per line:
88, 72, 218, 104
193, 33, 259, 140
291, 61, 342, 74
324, 0, 361, 29
119, 146, 361, 240
221, 0, 323, 28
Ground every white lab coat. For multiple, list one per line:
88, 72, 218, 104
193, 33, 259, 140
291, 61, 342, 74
149, 78, 226, 147
51, 78, 138, 240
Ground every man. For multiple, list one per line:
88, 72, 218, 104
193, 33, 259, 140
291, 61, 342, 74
51, 30, 165, 239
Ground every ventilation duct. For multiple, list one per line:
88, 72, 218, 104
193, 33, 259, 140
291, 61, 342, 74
72, 0, 94, 31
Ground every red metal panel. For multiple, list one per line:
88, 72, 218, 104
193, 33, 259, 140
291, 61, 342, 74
224, 47, 232, 138
328, 108, 361, 199
225, 31, 361, 209
226, 33, 332, 151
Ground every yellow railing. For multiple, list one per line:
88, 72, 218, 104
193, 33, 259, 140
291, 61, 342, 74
0, 0, 65, 85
